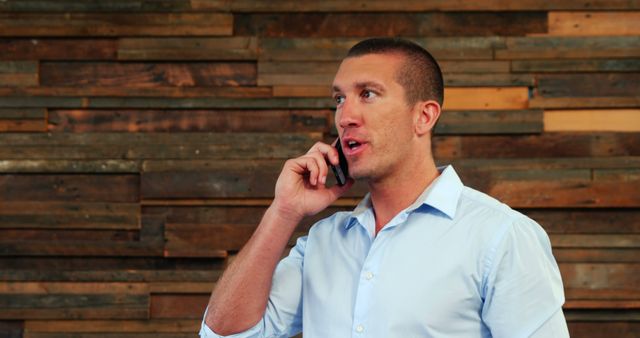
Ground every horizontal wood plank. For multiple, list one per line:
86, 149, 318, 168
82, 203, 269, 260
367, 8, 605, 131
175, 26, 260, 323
1, 86, 272, 98
0, 108, 44, 119
40, 62, 256, 87
118, 37, 258, 61
0, 13, 232, 37
0, 120, 46, 132
194, 0, 640, 11
0, 133, 320, 160
0, 160, 140, 173
548, 12, 640, 36
555, 249, 640, 263
530, 96, 640, 109
0, 202, 139, 230
495, 36, 640, 60
513, 59, 640, 72
48, 109, 332, 133
0, 175, 139, 202
544, 109, 640, 132
236, 12, 545, 37
0, 61, 38, 86
537, 73, 640, 98
0, 0, 192, 12
568, 322, 640, 338
24, 319, 199, 333
0, 39, 117, 60
150, 294, 208, 319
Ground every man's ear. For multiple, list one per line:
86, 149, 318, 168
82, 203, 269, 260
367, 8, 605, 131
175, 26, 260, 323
415, 100, 441, 136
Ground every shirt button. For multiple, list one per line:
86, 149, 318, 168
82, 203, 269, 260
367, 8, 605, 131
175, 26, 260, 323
356, 324, 364, 333
365, 272, 374, 280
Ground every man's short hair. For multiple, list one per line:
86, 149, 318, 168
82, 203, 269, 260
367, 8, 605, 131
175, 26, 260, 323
346, 38, 444, 107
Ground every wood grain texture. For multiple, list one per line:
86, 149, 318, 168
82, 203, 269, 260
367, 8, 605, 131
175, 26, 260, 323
24, 319, 199, 333
537, 73, 640, 98
0, 175, 139, 202
0, 0, 192, 12
236, 12, 545, 37
0, 13, 233, 37
2, 86, 272, 98
544, 109, 640, 132
118, 37, 258, 61
0, 61, 38, 86
548, 11, 640, 36
40, 62, 256, 87
0, 39, 117, 60
512, 59, 640, 72
48, 109, 332, 133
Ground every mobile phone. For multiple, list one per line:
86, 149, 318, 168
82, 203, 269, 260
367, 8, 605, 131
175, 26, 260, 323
330, 139, 349, 186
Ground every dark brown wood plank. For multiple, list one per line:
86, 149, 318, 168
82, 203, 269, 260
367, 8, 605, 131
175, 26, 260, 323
560, 263, 640, 291
0, 108, 44, 119
0, 270, 220, 282
555, 249, 640, 263
537, 73, 640, 98
435, 110, 543, 134
0, 175, 139, 202
0, 120, 46, 132
236, 12, 545, 37
150, 294, 208, 319
0, 0, 192, 12
0, 256, 224, 272
40, 62, 256, 87
0, 133, 320, 160
0, 61, 38, 86
0, 13, 232, 37
0, 202, 139, 230
194, 0, 640, 11
496, 36, 640, 60
444, 73, 535, 87
23, 319, 199, 334
0, 96, 333, 109
2, 86, 272, 98
0, 321, 22, 338
0, 160, 140, 173
118, 37, 258, 61
48, 109, 332, 133
568, 322, 640, 338
0, 283, 148, 320
524, 209, 640, 234
0, 39, 116, 60
513, 59, 640, 72
433, 133, 640, 159
259, 37, 504, 61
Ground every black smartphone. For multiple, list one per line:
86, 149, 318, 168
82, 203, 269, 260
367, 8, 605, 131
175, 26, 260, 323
330, 139, 349, 186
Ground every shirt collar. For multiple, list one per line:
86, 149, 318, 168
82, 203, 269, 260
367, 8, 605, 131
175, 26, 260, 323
345, 165, 463, 230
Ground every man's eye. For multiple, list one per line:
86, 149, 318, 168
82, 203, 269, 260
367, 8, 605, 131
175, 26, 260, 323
362, 90, 377, 99
335, 96, 345, 104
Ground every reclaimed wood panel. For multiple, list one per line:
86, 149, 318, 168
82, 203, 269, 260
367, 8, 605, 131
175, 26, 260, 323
0, 108, 44, 119
548, 12, 640, 36
0, 202, 139, 230
435, 110, 543, 134
23, 319, 199, 334
2, 86, 272, 98
0, 120, 46, 132
118, 37, 258, 61
555, 249, 640, 263
495, 36, 640, 60
40, 62, 256, 87
0, 321, 22, 338
544, 109, 640, 132
0, 0, 192, 12
512, 59, 640, 72
524, 209, 640, 234
537, 73, 640, 98
149, 294, 208, 319
0, 39, 117, 61
193, 0, 640, 11
236, 12, 545, 37
568, 322, 640, 338
0, 96, 334, 109
0, 133, 320, 160
530, 96, 640, 109
0, 160, 140, 173
0, 175, 138, 202
260, 37, 505, 61
0, 283, 148, 320
0, 61, 38, 86
48, 109, 332, 133
0, 13, 232, 37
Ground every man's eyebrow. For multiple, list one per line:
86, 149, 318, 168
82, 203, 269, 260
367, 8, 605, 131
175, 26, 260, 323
332, 81, 386, 94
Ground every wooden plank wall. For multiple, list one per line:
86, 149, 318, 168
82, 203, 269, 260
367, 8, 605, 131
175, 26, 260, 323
0, 1, 639, 337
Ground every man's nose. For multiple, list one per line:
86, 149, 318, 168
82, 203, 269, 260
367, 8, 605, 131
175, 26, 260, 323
337, 98, 361, 129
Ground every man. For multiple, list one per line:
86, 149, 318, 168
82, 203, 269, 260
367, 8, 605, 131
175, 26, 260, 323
200, 38, 569, 337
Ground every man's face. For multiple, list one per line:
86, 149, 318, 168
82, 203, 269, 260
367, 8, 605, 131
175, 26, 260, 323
332, 53, 418, 182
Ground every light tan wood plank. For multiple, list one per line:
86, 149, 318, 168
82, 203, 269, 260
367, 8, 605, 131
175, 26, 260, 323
544, 109, 640, 132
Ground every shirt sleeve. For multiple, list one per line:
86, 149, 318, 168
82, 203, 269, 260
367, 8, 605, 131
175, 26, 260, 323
199, 236, 307, 338
481, 216, 569, 338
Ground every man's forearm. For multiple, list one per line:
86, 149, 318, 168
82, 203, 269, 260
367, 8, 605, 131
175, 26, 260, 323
204, 204, 301, 336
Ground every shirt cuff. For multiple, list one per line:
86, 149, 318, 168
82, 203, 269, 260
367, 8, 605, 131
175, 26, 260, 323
199, 307, 263, 338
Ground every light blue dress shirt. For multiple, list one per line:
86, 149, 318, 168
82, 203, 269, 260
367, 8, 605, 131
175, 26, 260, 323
201, 166, 569, 338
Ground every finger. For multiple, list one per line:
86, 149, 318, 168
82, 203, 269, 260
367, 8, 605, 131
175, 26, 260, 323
307, 141, 340, 166
299, 156, 320, 186
305, 151, 330, 186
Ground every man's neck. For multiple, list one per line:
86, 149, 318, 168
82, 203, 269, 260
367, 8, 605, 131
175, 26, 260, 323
369, 156, 440, 236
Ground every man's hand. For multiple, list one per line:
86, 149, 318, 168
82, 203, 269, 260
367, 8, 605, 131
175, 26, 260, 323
272, 141, 354, 222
